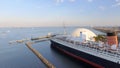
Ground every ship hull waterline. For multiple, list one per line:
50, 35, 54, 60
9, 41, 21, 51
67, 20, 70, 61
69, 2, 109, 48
50, 40, 120, 68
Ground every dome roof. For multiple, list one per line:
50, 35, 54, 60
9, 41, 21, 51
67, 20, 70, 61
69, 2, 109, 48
72, 28, 96, 41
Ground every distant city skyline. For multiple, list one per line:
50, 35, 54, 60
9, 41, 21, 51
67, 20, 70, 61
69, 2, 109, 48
0, 0, 120, 27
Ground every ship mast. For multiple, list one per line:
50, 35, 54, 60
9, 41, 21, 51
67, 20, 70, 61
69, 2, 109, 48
63, 22, 67, 35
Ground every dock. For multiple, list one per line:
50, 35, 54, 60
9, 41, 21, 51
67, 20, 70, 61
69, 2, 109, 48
9, 35, 55, 68
25, 42, 55, 68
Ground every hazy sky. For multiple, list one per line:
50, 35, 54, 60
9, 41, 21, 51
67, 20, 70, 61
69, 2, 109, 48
0, 0, 120, 27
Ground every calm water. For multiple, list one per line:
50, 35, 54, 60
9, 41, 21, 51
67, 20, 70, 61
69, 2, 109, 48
0, 27, 88, 68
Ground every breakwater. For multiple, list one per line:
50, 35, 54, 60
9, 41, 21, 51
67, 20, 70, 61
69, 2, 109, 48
25, 42, 55, 68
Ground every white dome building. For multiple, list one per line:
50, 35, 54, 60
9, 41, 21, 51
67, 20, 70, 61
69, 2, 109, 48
72, 28, 96, 42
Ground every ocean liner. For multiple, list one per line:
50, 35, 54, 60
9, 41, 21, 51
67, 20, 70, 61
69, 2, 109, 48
50, 27, 120, 68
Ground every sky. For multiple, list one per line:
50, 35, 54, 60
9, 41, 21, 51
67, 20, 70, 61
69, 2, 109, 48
0, 0, 120, 27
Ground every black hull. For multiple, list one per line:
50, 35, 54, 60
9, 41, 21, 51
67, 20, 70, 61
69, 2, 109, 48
50, 40, 120, 68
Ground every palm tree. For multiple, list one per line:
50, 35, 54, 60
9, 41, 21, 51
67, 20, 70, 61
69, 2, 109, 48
93, 35, 106, 42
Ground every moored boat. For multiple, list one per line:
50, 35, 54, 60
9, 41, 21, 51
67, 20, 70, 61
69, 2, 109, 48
50, 28, 120, 68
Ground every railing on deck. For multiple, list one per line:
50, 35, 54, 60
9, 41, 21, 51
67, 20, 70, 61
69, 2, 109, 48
54, 37, 120, 64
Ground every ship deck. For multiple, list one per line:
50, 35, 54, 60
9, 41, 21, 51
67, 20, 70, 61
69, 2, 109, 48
51, 37, 120, 64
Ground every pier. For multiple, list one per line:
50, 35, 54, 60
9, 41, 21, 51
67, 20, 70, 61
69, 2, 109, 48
25, 42, 55, 68
9, 35, 55, 68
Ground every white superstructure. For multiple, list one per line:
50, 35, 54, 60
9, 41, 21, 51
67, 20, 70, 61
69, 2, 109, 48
51, 28, 120, 64
72, 28, 96, 41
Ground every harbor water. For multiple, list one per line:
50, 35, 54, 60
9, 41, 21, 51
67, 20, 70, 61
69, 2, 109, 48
0, 27, 86, 68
